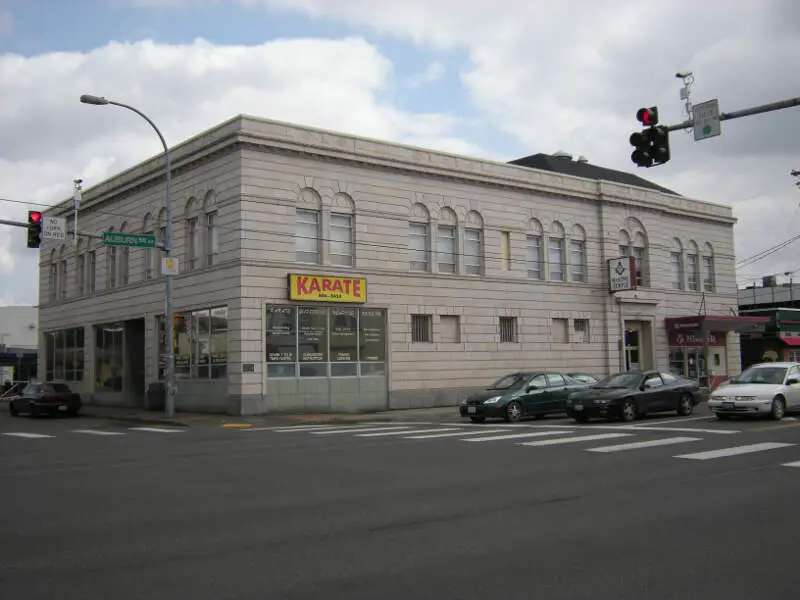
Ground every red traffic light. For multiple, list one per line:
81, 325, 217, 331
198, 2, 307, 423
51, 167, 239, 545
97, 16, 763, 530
636, 106, 658, 126
28, 211, 42, 223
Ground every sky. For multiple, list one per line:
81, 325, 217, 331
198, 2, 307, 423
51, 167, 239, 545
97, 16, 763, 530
0, 0, 798, 307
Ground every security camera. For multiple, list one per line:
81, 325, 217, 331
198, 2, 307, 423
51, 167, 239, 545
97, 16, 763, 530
73, 178, 83, 184
675, 72, 691, 79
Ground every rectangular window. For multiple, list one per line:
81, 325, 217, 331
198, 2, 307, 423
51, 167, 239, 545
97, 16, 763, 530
788, 349, 800, 362
408, 222, 429, 271
49, 262, 57, 301
77, 252, 85, 295
687, 253, 699, 291
464, 229, 483, 275
330, 213, 354, 266
45, 327, 85, 382
440, 315, 460, 343
88, 251, 96, 293
633, 246, 647, 287
569, 240, 586, 283
437, 225, 456, 274
187, 218, 199, 271
500, 231, 510, 271
552, 318, 569, 343
58, 259, 67, 299
548, 237, 565, 281
573, 319, 590, 343
94, 323, 123, 391
157, 306, 228, 380
411, 314, 432, 343
265, 306, 387, 378
702, 256, 715, 292
670, 252, 684, 290
296, 209, 320, 263
499, 316, 518, 343
526, 235, 542, 279
619, 245, 629, 257
205, 211, 218, 267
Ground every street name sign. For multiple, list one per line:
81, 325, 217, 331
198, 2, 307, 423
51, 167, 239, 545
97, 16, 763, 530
103, 232, 157, 248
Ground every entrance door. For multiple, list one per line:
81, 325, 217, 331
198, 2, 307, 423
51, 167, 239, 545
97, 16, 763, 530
625, 327, 640, 371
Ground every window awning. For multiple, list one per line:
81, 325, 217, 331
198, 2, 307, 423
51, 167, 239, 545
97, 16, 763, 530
780, 337, 800, 347
665, 315, 769, 336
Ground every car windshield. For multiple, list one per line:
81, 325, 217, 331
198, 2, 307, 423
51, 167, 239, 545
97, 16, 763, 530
488, 373, 527, 390
594, 372, 642, 388
731, 366, 787, 385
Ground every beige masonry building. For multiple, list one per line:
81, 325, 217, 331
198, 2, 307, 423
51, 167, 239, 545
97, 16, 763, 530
37, 115, 747, 415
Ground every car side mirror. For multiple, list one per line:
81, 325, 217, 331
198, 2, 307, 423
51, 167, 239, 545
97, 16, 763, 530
640, 383, 647, 391
788, 378, 799, 386
526, 384, 538, 392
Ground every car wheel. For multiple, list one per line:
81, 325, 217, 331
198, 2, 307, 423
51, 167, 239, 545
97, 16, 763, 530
8, 402, 19, 417
715, 413, 731, 420
67, 408, 79, 417
28, 402, 39, 418
620, 399, 637, 422
469, 416, 485, 423
504, 401, 523, 423
770, 396, 786, 421
574, 413, 589, 424
677, 393, 694, 416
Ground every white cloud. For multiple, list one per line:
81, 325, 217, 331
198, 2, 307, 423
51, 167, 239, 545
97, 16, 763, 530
0, 36, 481, 304
405, 61, 446, 87
254, 0, 800, 286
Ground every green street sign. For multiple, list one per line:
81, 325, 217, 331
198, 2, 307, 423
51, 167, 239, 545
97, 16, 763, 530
103, 232, 157, 248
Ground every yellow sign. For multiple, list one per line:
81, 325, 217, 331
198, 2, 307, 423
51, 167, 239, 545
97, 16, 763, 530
288, 274, 367, 303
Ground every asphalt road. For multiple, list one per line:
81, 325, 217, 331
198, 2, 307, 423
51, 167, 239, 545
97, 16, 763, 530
2, 408, 800, 599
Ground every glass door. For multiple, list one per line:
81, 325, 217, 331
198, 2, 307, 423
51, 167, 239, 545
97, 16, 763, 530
625, 327, 640, 371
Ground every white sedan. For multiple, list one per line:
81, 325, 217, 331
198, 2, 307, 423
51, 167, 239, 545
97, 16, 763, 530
708, 362, 800, 420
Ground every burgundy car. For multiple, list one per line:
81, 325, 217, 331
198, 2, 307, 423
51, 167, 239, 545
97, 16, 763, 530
8, 382, 82, 417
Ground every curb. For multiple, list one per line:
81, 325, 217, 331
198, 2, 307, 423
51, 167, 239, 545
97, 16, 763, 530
80, 412, 190, 428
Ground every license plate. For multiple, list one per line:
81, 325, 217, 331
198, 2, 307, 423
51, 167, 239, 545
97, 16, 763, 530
58, 405, 68, 412
467, 406, 476, 414
573, 403, 583, 411
722, 401, 734, 409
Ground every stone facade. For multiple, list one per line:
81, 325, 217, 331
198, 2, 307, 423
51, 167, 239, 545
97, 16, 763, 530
36, 115, 740, 414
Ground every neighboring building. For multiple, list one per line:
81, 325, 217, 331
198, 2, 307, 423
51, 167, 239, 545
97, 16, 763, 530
737, 308, 800, 367
738, 276, 800, 311
0, 305, 39, 381
38, 115, 745, 415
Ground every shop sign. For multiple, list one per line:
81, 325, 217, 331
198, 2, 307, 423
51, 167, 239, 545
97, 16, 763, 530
288, 273, 367, 303
607, 256, 636, 292
668, 331, 725, 347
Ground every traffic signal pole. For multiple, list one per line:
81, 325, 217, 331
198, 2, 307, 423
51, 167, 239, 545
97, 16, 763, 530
0, 218, 28, 228
662, 95, 800, 133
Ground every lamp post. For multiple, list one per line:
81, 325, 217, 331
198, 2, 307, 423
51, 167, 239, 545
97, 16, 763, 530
79, 94, 176, 418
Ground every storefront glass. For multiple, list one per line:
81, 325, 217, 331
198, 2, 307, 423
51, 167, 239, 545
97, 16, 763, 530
266, 305, 386, 378
157, 306, 228, 380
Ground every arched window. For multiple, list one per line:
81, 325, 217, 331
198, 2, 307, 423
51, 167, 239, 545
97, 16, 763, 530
527, 218, 543, 280
463, 210, 484, 275
106, 226, 117, 290
76, 239, 85, 295
408, 202, 430, 272
204, 190, 218, 267
331, 193, 355, 267
185, 198, 199, 271
49, 249, 58, 302
548, 221, 565, 282
142, 213, 154, 280
157, 208, 167, 277
670, 238, 684, 290
119, 222, 130, 285
702, 242, 715, 292
569, 224, 587, 283
437, 207, 458, 274
686, 240, 700, 291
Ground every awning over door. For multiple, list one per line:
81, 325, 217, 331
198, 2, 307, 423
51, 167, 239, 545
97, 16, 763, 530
665, 315, 770, 337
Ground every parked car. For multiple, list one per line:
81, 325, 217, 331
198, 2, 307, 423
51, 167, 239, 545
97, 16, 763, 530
708, 362, 800, 420
565, 370, 702, 423
567, 372, 599, 384
459, 371, 592, 423
8, 382, 82, 417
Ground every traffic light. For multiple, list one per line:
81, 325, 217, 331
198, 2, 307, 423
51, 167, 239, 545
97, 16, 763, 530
629, 106, 670, 168
27, 211, 42, 249
636, 106, 659, 126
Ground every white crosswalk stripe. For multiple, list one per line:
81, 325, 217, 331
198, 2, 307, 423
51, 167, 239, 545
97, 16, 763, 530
355, 428, 426, 437
519, 433, 632, 447
2, 432, 53, 439
674, 442, 796, 460
463, 430, 573, 443
586, 436, 702, 453
310, 426, 413, 436
72, 429, 126, 436
405, 428, 510, 439
128, 427, 185, 434
781, 460, 800, 467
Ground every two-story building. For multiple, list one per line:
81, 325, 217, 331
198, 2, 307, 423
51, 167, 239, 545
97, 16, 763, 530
37, 115, 745, 415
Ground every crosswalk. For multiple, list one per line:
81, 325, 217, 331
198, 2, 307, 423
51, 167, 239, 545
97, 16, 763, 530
0, 426, 184, 439
239, 422, 800, 469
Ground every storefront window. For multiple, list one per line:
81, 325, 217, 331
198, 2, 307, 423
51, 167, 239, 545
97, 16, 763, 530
45, 327, 85, 382
157, 306, 228, 380
95, 323, 123, 391
669, 348, 685, 376
266, 306, 387, 378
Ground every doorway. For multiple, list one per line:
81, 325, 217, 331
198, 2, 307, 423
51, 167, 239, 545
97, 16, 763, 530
625, 327, 640, 371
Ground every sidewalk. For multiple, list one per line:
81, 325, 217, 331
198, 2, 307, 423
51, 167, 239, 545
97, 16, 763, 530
79, 404, 461, 428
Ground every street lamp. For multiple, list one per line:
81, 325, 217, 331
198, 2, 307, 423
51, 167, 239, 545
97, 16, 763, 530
80, 94, 176, 418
